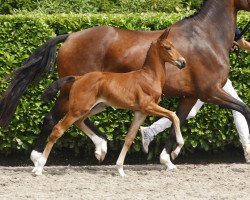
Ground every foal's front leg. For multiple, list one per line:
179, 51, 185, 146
116, 111, 146, 177
145, 102, 184, 170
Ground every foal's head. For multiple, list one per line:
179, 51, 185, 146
156, 29, 186, 69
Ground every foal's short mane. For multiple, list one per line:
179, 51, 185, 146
142, 41, 156, 67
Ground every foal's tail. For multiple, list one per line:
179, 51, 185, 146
41, 76, 76, 102
0, 34, 69, 127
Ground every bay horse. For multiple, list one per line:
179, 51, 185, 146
33, 31, 186, 176
0, 0, 250, 166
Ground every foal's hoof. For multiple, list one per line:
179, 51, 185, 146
95, 151, 102, 161
243, 144, 250, 163
95, 140, 107, 162
32, 166, 38, 173
33, 156, 47, 176
116, 164, 126, 177
34, 170, 43, 176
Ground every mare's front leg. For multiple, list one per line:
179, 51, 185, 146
164, 98, 197, 161
116, 111, 146, 177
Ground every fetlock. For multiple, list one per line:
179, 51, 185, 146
34, 156, 47, 176
30, 150, 42, 164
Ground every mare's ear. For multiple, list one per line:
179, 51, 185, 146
158, 28, 171, 42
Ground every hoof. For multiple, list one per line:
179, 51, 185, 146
95, 140, 107, 162
116, 164, 126, 177
95, 151, 102, 161
243, 144, 250, 163
100, 140, 107, 161
160, 149, 177, 170
33, 156, 47, 175
34, 169, 43, 176
166, 163, 177, 171
171, 151, 178, 160
32, 166, 38, 173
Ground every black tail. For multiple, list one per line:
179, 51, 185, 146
0, 34, 69, 127
41, 76, 76, 102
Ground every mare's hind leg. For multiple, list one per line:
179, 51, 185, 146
34, 112, 86, 176
144, 102, 186, 170
116, 111, 147, 177
204, 87, 250, 127
204, 87, 250, 160
164, 98, 197, 161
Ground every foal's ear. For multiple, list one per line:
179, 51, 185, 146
158, 28, 171, 42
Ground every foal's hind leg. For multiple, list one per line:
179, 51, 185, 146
75, 103, 108, 162
116, 111, 146, 177
31, 94, 68, 171
34, 112, 84, 176
75, 120, 107, 161
31, 96, 107, 168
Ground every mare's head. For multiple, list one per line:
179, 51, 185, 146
236, 0, 250, 11
156, 29, 186, 69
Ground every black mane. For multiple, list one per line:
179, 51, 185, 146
183, 0, 209, 20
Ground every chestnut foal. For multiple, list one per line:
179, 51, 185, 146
34, 30, 186, 176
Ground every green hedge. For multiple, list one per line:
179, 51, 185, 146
0, 0, 202, 14
0, 13, 249, 159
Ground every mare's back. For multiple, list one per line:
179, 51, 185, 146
57, 26, 163, 76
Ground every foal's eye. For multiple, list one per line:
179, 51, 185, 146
164, 46, 171, 51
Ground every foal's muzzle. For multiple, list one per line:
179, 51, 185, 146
175, 58, 186, 69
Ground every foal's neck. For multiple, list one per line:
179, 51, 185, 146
142, 43, 166, 87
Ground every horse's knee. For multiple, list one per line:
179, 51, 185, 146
170, 112, 180, 125
124, 137, 134, 147
49, 126, 63, 143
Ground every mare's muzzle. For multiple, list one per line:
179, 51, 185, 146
175, 58, 186, 69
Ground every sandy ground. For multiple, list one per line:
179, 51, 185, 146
0, 163, 249, 200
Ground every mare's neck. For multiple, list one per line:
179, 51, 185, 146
183, 0, 237, 51
142, 44, 166, 87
